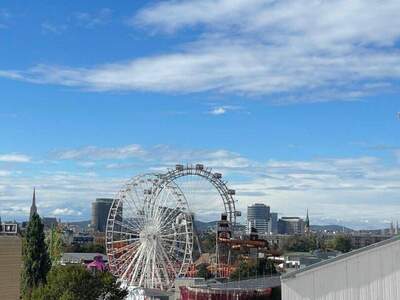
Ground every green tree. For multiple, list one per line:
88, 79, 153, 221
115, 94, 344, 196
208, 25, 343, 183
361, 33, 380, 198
47, 226, 63, 265
230, 260, 257, 280
31, 265, 128, 300
63, 243, 106, 254
229, 258, 276, 280
22, 213, 51, 299
196, 263, 213, 279
327, 234, 352, 253
283, 235, 319, 252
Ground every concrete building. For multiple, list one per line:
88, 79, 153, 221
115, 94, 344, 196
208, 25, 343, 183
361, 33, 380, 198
0, 232, 22, 299
91, 198, 113, 232
60, 252, 107, 265
268, 212, 278, 234
281, 236, 400, 300
247, 203, 270, 234
278, 217, 305, 235
42, 217, 58, 229
350, 233, 392, 249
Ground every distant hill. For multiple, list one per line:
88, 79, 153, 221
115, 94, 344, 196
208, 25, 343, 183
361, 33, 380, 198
311, 224, 354, 233
67, 220, 91, 229
194, 220, 218, 232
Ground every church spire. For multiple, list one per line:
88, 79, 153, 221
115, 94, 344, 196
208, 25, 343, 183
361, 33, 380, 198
30, 187, 37, 220
305, 208, 310, 234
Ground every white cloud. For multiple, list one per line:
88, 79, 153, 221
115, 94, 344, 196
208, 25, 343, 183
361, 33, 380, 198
1, 143, 400, 228
209, 107, 226, 115
41, 22, 67, 35
55, 144, 145, 160
208, 105, 244, 115
0, 153, 31, 163
0, 170, 12, 176
73, 8, 112, 28
1, 0, 400, 101
52, 208, 82, 216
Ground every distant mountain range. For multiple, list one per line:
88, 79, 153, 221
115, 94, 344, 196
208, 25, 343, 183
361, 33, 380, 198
65, 219, 354, 233
66, 219, 220, 232
67, 220, 91, 229
310, 224, 354, 233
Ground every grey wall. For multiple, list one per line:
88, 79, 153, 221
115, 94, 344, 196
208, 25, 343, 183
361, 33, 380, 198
282, 238, 400, 300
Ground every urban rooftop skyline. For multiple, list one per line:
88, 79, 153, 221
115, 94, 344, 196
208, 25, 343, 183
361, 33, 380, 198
0, 1, 400, 229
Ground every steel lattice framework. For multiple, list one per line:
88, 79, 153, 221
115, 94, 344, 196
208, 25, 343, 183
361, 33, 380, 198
106, 174, 193, 290
106, 164, 238, 291
158, 164, 238, 225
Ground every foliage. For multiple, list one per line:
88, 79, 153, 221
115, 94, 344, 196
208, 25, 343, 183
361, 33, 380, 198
63, 243, 106, 254
327, 234, 352, 253
282, 235, 320, 252
230, 258, 276, 280
31, 265, 128, 300
196, 263, 213, 279
199, 232, 216, 254
47, 227, 63, 265
22, 213, 51, 299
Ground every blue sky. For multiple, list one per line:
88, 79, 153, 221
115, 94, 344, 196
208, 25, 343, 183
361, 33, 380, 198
0, 0, 400, 229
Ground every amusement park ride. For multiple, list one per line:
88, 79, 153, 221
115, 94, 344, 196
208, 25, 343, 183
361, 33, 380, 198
105, 164, 272, 291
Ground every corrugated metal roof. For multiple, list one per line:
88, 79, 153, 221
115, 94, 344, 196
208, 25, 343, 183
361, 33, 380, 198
61, 252, 107, 262
199, 275, 281, 290
281, 235, 400, 280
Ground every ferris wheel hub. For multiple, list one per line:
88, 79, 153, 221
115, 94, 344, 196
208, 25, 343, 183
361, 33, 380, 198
140, 224, 159, 241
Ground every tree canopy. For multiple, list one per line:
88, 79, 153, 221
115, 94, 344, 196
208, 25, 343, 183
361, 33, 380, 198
327, 234, 352, 253
47, 226, 63, 265
22, 212, 51, 299
196, 263, 213, 280
282, 235, 320, 252
31, 265, 128, 300
230, 258, 277, 280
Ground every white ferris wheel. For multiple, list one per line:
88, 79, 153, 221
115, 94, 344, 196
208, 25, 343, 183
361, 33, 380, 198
106, 174, 193, 290
106, 164, 239, 291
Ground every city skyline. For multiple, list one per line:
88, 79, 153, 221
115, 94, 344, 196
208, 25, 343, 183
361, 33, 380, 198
0, 1, 400, 229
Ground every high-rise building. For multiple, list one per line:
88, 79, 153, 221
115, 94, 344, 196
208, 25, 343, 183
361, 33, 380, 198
278, 217, 305, 234
91, 198, 113, 232
29, 188, 37, 220
268, 212, 278, 234
247, 203, 270, 234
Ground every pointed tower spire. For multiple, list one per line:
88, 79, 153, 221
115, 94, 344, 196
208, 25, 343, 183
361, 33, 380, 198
30, 187, 37, 220
305, 208, 310, 234
390, 220, 395, 236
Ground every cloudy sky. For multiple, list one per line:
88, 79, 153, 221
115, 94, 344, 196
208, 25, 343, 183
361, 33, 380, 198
0, 0, 399, 229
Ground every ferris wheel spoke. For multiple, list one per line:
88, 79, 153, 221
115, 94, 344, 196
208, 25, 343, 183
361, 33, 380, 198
113, 244, 141, 276
156, 253, 172, 288
159, 231, 188, 238
108, 237, 140, 244
157, 243, 177, 278
153, 186, 175, 219
138, 245, 151, 287
160, 237, 188, 245
107, 173, 197, 290
120, 242, 144, 280
129, 243, 148, 285
126, 188, 147, 218
124, 193, 146, 227
111, 219, 141, 234
154, 255, 166, 288
112, 241, 140, 260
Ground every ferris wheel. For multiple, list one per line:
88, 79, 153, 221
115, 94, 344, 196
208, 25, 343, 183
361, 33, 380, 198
158, 164, 239, 225
106, 174, 193, 290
